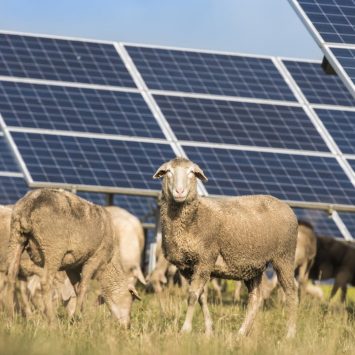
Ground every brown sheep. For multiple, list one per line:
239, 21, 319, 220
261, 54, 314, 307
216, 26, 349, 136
105, 206, 146, 286
153, 157, 298, 337
309, 236, 355, 303
5, 189, 140, 326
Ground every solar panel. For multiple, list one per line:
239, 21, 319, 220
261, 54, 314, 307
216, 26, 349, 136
154, 94, 329, 151
338, 212, 355, 237
0, 134, 20, 172
0, 81, 165, 139
0, 33, 136, 87
289, 0, 355, 97
183, 145, 355, 205
126, 45, 297, 101
315, 108, 355, 155
293, 208, 343, 237
78, 191, 157, 222
294, 0, 355, 45
329, 46, 355, 85
283, 59, 354, 106
10, 132, 175, 191
0, 175, 28, 205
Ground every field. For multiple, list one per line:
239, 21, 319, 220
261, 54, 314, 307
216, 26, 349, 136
0, 284, 355, 355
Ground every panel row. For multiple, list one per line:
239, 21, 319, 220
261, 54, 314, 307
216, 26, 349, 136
0, 81, 165, 139
283, 60, 354, 106
154, 94, 329, 151
184, 144, 355, 205
0, 33, 135, 87
5, 130, 355, 206
11, 132, 175, 191
126, 45, 297, 101
293, 0, 355, 45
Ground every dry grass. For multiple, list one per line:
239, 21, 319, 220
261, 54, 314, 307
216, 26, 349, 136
0, 284, 355, 355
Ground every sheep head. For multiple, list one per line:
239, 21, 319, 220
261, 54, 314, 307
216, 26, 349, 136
153, 158, 207, 203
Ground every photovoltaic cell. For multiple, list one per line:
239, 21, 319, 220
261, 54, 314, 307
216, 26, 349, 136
295, 0, 355, 45
11, 132, 175, 190
78, 192, 157, 222
154, 94, 329, 151
0, 135, 20, 172
183, 145, 355, 205
338, 212, 355, 238
126, 45, 297, 101
0, 33, 136, 87
293, 208, 342, 237
329, 46, 355, 86
0, 176, 28, 205
283, 59, 354, 106
315, 109, 355, 155
0, 81, 164, 139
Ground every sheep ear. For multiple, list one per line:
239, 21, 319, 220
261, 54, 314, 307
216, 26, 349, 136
129, 286, 142, 301
193, 164, 208, 182
153, 162, 170, 179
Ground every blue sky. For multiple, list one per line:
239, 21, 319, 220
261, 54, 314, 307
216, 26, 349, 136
0, 0, 322, 59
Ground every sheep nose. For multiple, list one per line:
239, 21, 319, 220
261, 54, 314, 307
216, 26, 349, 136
175, 187, 185, 194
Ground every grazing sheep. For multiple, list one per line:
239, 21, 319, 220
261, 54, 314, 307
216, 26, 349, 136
309, 236, 355, 303
294, 221, 317, 300
153, 157, 298, 337
5, 189, 140, 326
105, 206, 146, 286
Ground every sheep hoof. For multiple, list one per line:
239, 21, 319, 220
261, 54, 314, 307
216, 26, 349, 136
180, 324, 192, 334
204, 328, 213, 337
286, 326, 296, 339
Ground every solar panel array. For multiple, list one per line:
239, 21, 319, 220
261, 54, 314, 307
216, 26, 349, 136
0, 31, 354, 239
289, 0, 355, 97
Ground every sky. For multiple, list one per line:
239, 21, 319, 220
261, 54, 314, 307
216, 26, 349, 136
0, 0, 323, 60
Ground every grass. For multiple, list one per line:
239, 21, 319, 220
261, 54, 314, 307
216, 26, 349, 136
0, 284, 355, 355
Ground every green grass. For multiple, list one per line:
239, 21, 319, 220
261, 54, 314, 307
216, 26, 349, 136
0, 285, 355, 355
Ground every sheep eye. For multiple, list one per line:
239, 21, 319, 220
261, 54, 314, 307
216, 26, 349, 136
166, 170, 173, 177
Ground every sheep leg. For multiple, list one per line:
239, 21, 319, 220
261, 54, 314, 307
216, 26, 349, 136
234, 281, 242, 303
274, 263, 298, 338
330, 271, 349, 303
19, 279, 32, 317
66, 269, 81, 295
296, 262, 309, 301
75, 259, 102, 314
198, 284, 213, 335
210, 278, 223, 304
180, 274, 209, 334
41, 269, 57, 323
237, 274, 262, 337
340, 285, 347, 304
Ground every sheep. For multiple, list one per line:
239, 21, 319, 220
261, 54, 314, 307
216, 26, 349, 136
5, 189, 140, 326
309, 236, 355, 303
104, 206, 146, 286
153, 157, 298, 337
294, 221, 317, 300
1, 204, 82, 317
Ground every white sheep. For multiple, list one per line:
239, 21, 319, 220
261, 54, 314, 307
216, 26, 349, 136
154, 157, 298, 337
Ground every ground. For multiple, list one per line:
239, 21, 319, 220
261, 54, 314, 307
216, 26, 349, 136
0, 283, 354, 355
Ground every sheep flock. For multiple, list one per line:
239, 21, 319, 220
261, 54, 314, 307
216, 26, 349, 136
0, 157, 355, 354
